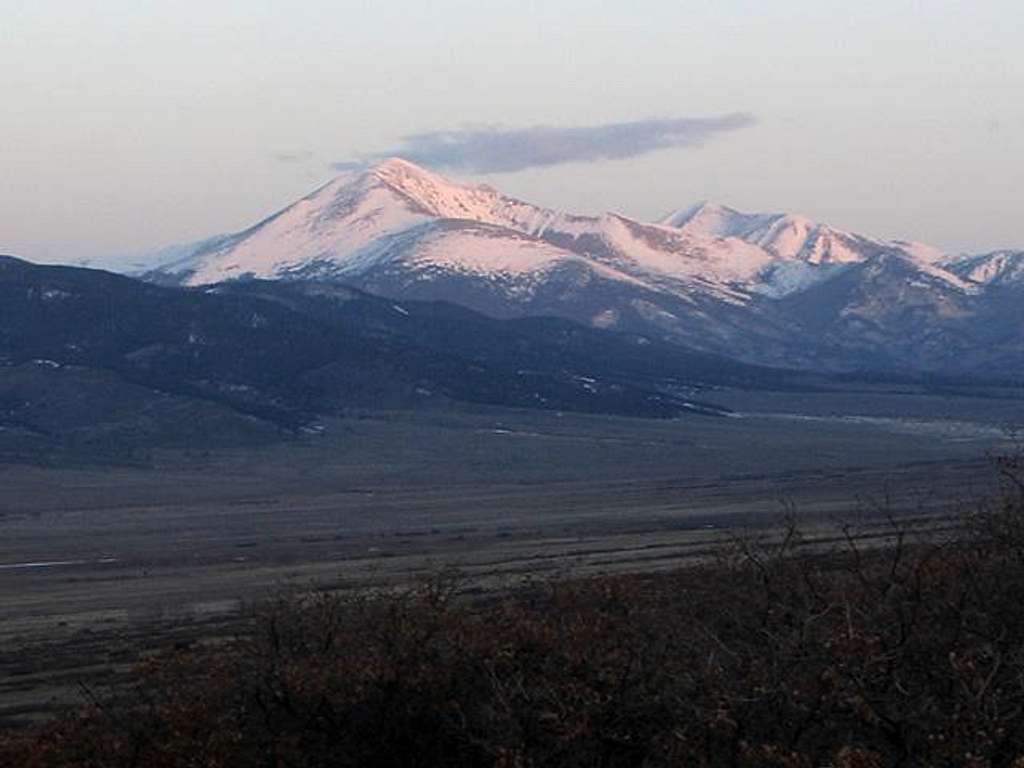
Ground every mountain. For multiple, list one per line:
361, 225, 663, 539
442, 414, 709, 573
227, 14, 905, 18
141, 159, 1023, 377
148, 159, 791, 302
944, 250, 1024, 287
660, 202, 886, 266
1, 255, 817, 460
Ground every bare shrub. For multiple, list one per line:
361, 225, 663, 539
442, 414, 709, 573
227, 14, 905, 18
4, 474, 1024, 767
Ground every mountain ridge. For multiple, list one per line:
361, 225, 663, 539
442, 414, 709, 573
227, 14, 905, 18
124, 159, 1024, 376
4, 255, 818, 457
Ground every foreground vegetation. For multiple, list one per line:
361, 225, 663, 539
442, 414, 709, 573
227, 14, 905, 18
4, 459, 1024, 767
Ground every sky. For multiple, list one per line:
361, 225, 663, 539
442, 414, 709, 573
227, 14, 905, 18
2, 0, 1022, 264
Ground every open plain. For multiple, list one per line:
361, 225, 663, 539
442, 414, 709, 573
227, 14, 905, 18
1, 387, 1022, 725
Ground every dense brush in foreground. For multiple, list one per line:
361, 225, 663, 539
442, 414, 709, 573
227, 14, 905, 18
5, 463, 1024, 767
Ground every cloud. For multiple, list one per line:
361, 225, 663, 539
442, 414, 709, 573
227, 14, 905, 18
333, 113, 755, 174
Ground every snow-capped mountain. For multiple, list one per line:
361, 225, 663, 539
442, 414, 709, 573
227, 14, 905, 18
144, 159, 1023, 376
661, 202, 882, 265
944, 250, 1024, 287
152, 158, 854, 301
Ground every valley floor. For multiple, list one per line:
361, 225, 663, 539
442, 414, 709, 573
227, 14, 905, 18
0, 387, 1021, 725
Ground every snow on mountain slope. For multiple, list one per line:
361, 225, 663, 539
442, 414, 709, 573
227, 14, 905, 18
558, 213, 771, 301
156, 158, 977, 303
750, 261, 853, 299
139, 158, 1022, 375
662, 202, 883, 265
897, 252, 978, 294
179, 167, 428, 284
659, 202, 778, 238
342, 220, 655, 299
658, 201, 987, 298
890, 240, 949, 265
159, 160, 775, 301
944, 251, 1024, 287
369, 158, 556, 233
167, 159, 596, 288
753, 217, 875, 265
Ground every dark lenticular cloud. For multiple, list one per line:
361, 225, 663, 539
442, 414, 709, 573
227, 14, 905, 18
334, 114, 755, 174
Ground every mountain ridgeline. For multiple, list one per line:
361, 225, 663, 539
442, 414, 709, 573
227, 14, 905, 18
141, 158, 1024, 378
0, 256, 817, 459
5, 161, 1022, 459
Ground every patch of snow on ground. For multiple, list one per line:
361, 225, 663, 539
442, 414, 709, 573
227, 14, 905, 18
750, 261, 851, 298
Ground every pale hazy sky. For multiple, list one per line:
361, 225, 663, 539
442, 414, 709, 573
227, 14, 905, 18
2, 0, 1022, 264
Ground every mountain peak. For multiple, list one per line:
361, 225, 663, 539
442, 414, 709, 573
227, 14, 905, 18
376, 155, 422, 169
364, 157, 492, 216
356, 156, 558, 232
370, 156, 437, 179
131, 168, 1024, 376
659, 201, 733, 227
660, 201, 780, 238
691, 201, 738, 217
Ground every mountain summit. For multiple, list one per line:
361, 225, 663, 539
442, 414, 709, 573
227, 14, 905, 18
144, 159, 1022, 376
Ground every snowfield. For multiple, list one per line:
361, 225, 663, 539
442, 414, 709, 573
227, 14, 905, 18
140, 158, 1024, 376
155, 158, 991, 302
